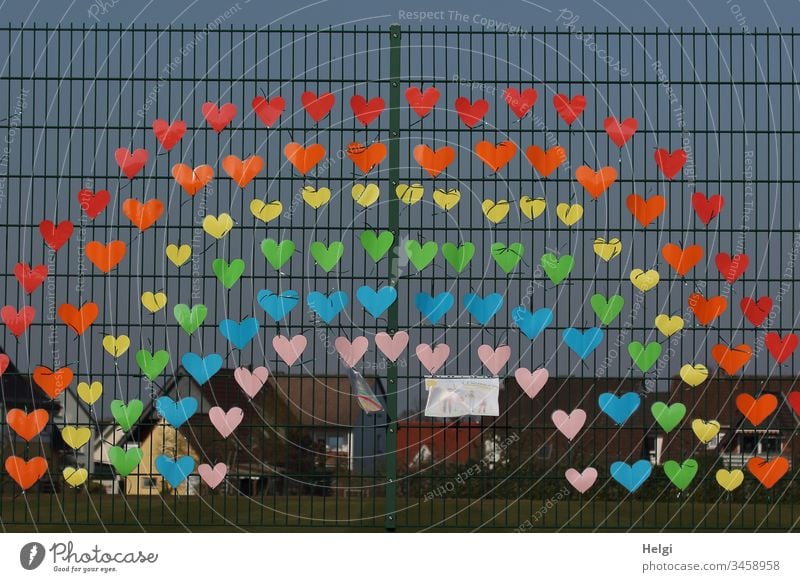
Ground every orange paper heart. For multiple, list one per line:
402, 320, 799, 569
222, 154, 264, 187
6, 409, 50, 441
689, 293, 727, 326
57, 302, 99, 335
347, 142, 387, 174
4, 456, 48, 490
85, 240, 127, 273
32, 365, 74, 399
413, 145, 455, 179
711, 343, 752, 375
626, 194, 665, 227
735, 393, 778, 426
662, 243, 703, 276
122, 199, 164, 232
575, 165, 617, 199
525, 145, 566, 178
475, 140, 517, 173
171, 163, 214, 196
747, 456, 789, 489
284, 143, 326, 175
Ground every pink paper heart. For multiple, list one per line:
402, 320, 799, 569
477, 344, 512, 375
209, 406, 244, 438
198, 462, 228, 489
234, 366, 269, 398
415, 343, 450, 374
551, 409, 587, 440
201, 102, 237, 132
273, 334, 307, 366
335, 336, 369, 368
374, 331, 409, 362
565, 467, 598, 493
514, 367, 549, 398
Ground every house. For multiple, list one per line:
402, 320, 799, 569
92, 369, 387, 496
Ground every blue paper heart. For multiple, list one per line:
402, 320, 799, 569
356, 285, 398, 318
257, 289, 299, 321
155, 396, 198, 428
307, 291, 348, 324
218, 317, 260, 350
181, 352, 224, 385
598, 392, 641, 425
610, 460, 652, 493
562, 327, 604, 359
512, 306, 553, 340
414, 292, 454, 324
464, 293, 503, 325
155, 455, 196, 488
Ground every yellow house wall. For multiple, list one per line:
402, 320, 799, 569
125, 421, 199, 495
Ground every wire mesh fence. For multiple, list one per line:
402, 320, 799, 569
0, 24, 799, 531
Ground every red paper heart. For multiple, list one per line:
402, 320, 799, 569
413, 145, 455, 179
4, 456, 48, 490
715, 252, 749, 284
1, 305, 35, 337
251, 96, 285, 127
13, 263, 47, 294
0, 353, 9, 376
688, 293, 727, 326
114, 147, 148, 180
76, 189, 110, 219
301, 91, 335, 122
32, 365, 74, 399
691, 192, 724, 225
405, 86, 439, 118
454, 97, 489, 128
57, 302, 99, 336
475, 141, 517, 173
201, 102, 237, 132
347, 142, 387, 174
626, 194, 665, 228
711, 343, 751, 375
604, 116, 638, 147
503, 88, 537, 118
747, 457, 789, 489
6, 409, 50, 441
764, 332, 798, 364
740, 296, 772, 327
788, 391, 800, 416
151, 119, 186, 150
39, 220, 74, 251
654, 148, 687, 180
553, 94, 586, 125
350, 95, 385, 126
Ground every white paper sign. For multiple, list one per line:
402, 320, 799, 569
424, 376, 500, 418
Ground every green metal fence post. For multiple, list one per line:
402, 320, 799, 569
385, 23, 401, 532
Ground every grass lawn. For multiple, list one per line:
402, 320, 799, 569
2, 494, 797, 531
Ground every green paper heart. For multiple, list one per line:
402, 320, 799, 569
260, 238, 296, 270
360, 230, 394, 262
107, 446, 144, 477
404, 240, 438, 271
628, 341, 662, 372
310, 241, 344, 272
135, 349, 170, 380
663, 459, 698, 490
650, 402, 686, 433
540, 253, 574, 284
441, 242, 475, 273
590, 293, 625, 325
110, 399, 144, 431
212, 258, 245, 289
491, 242, 524, 273
173, 303, 208, 334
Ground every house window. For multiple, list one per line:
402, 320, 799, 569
325, 434, 349, 454
761, 436, 781, 454
739, 434, 758, 455
141, 477, 158, 489
537, 443, 552, 459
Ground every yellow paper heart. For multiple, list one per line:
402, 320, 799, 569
61, 426, 92, 449
250, 199, 283, 223
715, 468, 744, 492
629, 268, 660, 292
680, 363, 709, 387
655, 314, 684, 337
102, 335, 130, 358
351, 183, 380, 207
165, 244, 191, 267
302, 186, 331, 209
141, 291, 167, 313
519, 196, 546, 220
395, 183, 424, 205
63, 467, 89, 488
593, 237, 622, 261
432, 188, 460, 210
692, 419, 721, 444
481, 199, 510, 224
556, 202, 584, 226
202, 213, 234, 239
77, 381, 103, 405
